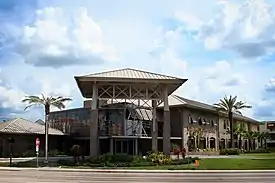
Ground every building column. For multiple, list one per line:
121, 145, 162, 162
215, 137, 219, 151
135, 138, 138, 155
90, 83, 99, 157
183, 127, 188, 151
152, 100, 158, 152
216, 130, 219, 151
163, 86, 170, 155
110, 137, 113, 154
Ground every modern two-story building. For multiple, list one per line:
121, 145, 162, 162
0, 68, 260, 157
47, 68, 260, 156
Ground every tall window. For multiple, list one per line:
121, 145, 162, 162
211, 120, 214, 127
198, 117, 202, 125
223, 120, 227, 129
189, 115, 193, 124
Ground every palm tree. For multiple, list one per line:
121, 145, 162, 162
236, 123, 246, 149
22, 94, 72, 162
214, 95, 252, 148
253, 131, 260, 150
244, 131, 256, 151
226, 123, 239, 148
260, 132, 270, 149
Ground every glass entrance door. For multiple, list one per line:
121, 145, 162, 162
114, 139, 135, 155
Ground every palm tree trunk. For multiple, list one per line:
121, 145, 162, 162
239, 135, 242, 149
229, 111, 234, 148
44, 104, 50, 163
249, 138, 251, 151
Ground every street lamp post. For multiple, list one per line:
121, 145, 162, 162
7, 137, 14, 167
44, 115, 49, 164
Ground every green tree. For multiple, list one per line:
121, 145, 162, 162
22, 94, 72, 162
244, 131, 258, 151
236, 123, 246, 149
259, 132, 270, 149
214, 95, 252, 148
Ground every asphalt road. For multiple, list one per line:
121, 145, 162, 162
0, 170, 275, 183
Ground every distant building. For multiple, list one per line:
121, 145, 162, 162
0, 118, 67, 157
35, 119, 45, 125
260, 121, 275, 148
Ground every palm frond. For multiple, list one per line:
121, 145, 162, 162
22, 94, 72, 113
214, 95, 252, 114
22, 95, 43, 104
24, 103, 41, 111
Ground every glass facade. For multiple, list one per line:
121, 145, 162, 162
48, 104, 152, 137
49, 108, 91, 135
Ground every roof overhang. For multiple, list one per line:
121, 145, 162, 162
74, 76, 187, 99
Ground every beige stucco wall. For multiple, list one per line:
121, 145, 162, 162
182, 107, 219, 151
218, 115, 260, 149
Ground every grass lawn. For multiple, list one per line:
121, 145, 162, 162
240, 152, 275, 157
195, 158, 275, 170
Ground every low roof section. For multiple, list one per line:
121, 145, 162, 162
0, 118, 64, 135
159, 95, 259, 124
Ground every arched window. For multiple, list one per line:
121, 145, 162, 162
189, 115, 193, 124
198, 117, 202, 125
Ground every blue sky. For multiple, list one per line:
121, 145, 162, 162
0, 0, 275, 121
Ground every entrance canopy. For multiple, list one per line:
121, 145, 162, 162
75, 68, 187, 100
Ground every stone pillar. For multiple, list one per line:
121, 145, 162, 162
216, 129, 219, 151
215, 137, 219, 151
152, 100, 158, 152
183, 128, 188, 151
135, 138, 138, 155
110, 137, 113, 154
90, 83, 99, 157
163, 86, 170, 155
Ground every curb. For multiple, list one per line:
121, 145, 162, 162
1, 167, 275, 173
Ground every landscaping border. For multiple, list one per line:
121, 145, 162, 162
1, 167, 275, 173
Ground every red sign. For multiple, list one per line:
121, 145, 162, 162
36, 138, 40, 146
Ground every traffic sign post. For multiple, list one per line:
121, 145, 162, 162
36, 138, 40, 167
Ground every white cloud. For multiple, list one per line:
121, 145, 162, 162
0, 85, 25, 110
0, 0, 274, 122
265, 77, 275, 93
15, 7, 118, 68
178, 0, 275, 58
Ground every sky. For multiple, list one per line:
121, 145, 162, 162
0, 0, 275, 121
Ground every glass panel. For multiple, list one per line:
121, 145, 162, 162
115, 140, 121, 154
128, 140, 134, 155
122, 140, 128, 154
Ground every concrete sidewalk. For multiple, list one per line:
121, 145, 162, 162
1, 166, 275, 173
0, 156, 88, 163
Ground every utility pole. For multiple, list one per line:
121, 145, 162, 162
44, 115, 49, 164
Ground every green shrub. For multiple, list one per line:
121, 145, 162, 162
220, 148, 240, 155
109, 153, 134, 163
146, 152, 172, 165
58, 153, 198, 168
170, 157, 199, 165
57, 159, 75, 166
244, 148, 271, 154
49, 149, 65, 157
21, 150, 36, 157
